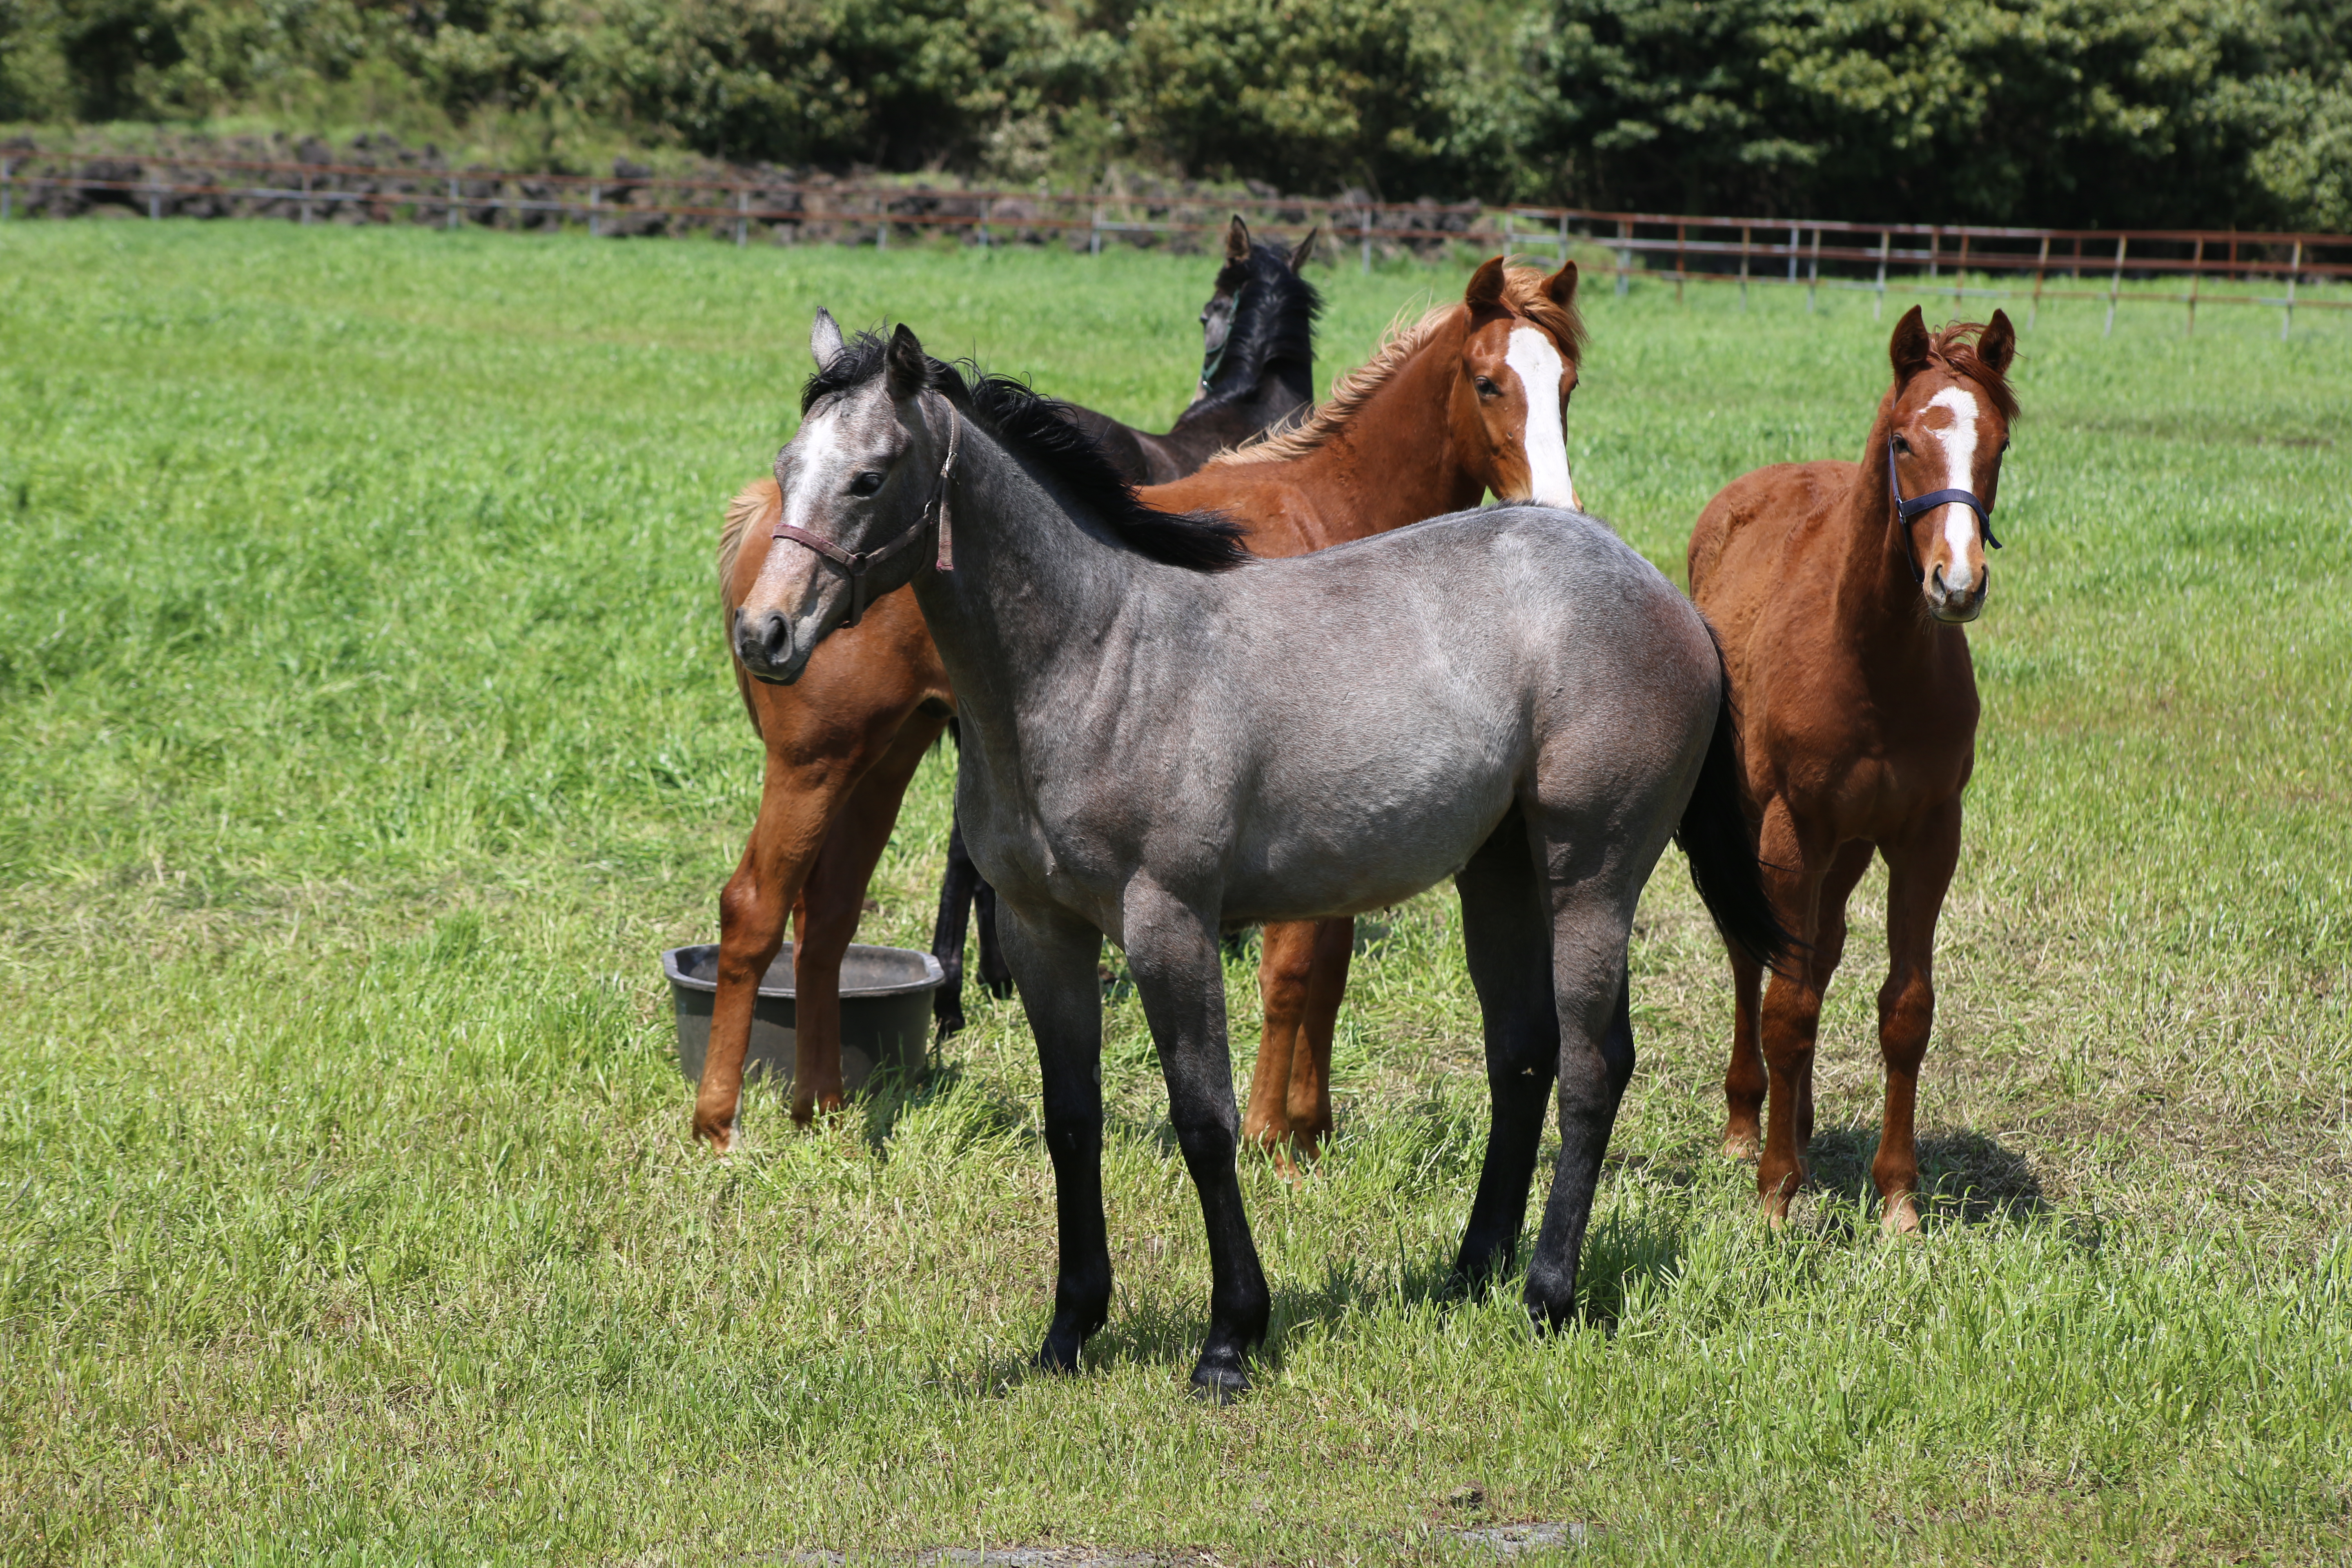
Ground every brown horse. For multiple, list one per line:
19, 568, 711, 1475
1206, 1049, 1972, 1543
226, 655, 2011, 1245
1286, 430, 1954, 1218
698, 258, 1586, 1152
1687, 306, 2018, 1231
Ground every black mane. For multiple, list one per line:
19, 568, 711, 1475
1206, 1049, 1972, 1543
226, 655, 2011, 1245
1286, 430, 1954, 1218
801, 330, 1249, 572
1194, 241, 1321, 411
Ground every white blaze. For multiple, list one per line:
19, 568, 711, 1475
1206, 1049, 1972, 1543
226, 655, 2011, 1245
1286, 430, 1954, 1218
1927, 386, 1981, 589
779, 408, 846, 538
1504, 325, 1577, 510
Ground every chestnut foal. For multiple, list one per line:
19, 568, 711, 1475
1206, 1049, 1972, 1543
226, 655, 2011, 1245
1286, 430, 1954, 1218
1687, 307, 2018, 1230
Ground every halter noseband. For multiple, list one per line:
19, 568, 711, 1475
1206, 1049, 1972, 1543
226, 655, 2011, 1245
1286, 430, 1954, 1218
769, 399, 959, 629
1887, 438, 2001, 586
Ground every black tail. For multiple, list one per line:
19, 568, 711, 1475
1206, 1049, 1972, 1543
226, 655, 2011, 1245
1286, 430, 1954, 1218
1675, 635, 1789, 971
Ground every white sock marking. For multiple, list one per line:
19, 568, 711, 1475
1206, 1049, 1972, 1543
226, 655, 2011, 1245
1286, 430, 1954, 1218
1505, 326, 1577, 510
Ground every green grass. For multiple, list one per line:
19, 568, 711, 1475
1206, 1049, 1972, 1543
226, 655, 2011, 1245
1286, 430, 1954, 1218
1, 220, 2348, 1565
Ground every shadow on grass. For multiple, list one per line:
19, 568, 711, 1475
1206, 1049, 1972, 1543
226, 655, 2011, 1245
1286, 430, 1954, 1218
1800, 1123, 2049, 1227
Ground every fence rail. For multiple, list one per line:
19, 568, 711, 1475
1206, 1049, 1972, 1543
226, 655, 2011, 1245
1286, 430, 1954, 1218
6, 150, 2348, 336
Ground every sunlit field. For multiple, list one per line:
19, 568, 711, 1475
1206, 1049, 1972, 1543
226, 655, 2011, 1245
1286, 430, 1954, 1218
1, 220, 2347, 1565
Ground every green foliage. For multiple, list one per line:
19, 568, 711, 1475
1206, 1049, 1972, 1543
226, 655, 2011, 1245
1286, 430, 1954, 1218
1534, 0, 2329, 226
2, 0, 2350, 222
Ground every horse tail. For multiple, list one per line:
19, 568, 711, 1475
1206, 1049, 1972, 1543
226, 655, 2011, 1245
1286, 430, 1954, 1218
719, 479, 780, 739
1675, 627, 1788, 971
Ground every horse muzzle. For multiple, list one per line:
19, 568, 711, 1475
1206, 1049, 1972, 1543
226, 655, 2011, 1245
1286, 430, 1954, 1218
734, 606, 810, 684
1925, 565, 1987, 624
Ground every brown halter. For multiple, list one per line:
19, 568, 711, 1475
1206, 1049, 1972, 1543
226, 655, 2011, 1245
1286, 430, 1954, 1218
770, 402, 960, 628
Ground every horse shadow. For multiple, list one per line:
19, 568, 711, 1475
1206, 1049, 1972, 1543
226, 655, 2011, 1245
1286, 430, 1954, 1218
1799, 1123, 2049, 1228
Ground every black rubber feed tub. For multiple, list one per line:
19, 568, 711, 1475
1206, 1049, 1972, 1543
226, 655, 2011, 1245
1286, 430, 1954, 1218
663, 943, 943, 1092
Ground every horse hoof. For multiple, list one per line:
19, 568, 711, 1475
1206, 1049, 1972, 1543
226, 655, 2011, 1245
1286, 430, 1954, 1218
934, 1009, 967, 1040
1720, 1126, 1760, 1160
1036, 1332, 1084, 1375
696, 1119, 737, 1155
1188, 1359, 1249, 1403
1880, 1196, 1922, 1236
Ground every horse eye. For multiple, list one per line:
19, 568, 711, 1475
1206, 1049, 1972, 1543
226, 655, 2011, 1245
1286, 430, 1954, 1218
848, 471, 884, 497
1892, 435, 1911, 454
1474, 376, 1498, 397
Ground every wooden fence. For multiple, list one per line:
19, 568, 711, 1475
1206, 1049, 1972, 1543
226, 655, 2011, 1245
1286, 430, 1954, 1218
6, 150, 2348, 337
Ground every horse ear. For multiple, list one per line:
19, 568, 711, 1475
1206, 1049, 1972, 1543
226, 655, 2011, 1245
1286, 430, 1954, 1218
1226, 215, 1252, 263
1288, 227, 1318, 272
810, 307, 844, 368
1464, 256, 1508, 310
885, 323, 929, 401
1889, 306, 1932, 385
1978, 309, 2017, 376
1541, 258, 1578, 309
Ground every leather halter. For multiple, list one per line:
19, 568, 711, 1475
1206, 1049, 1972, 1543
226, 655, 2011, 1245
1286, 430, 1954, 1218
1887, 438, 2001, 586
769, 401, 959, 628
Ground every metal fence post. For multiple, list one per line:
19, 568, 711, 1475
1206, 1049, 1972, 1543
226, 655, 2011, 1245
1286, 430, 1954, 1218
1740, 225, 1751, 310
589, 185, 600, 238
2029, 235, 2050, 329
448, 176, 460, 231
1089, 202, 1101, 255
1617, 219, 1632, 295
1675, 222, 1686, 305
1557, 210, 1568, 269
1806, 226, 1820, 312
1874, 230, 1889, 319
1786, 224, 1798, 284
2105, 235, 2127, 336
1953, 231, 1969, 312
1927, 226, 1938, 281
2282, 240, 2301, 340
736, 187, 748, 248
2186, 236, 2203, 334
1361, 207, 1372, 274
300, 171, 312, 225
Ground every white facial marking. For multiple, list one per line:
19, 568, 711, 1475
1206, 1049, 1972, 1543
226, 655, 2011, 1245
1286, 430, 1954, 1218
780, 408, 847, 539
1504, 325, 1577, 510
1926, 386, 1980, 590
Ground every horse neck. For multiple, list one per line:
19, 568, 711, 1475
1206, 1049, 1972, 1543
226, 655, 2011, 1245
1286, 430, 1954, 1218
912, 430, 1142, 731
1270, 321, 1481, 532
1828, 404, 1943, 667
1172, 353, 1313, 443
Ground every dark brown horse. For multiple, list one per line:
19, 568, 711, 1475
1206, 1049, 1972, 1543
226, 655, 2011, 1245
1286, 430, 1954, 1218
695, 229, 1321, 1147
1687, 307, 2018, 1231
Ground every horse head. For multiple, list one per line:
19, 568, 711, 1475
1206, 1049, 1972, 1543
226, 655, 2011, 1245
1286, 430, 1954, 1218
1194, 215, 1321, 405
1882, 305, 2018, 624
734, 319, 956, 684
1452, 256, 1584, 509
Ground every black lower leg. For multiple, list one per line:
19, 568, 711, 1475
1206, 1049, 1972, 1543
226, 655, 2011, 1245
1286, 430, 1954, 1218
930, 814, 986, 1036
1523, 973, 1635, 1332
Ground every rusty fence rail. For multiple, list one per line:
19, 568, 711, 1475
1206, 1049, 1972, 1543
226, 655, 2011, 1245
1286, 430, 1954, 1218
4, 151, 2348, 337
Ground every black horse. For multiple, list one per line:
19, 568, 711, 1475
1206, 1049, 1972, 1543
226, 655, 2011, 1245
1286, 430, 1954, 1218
928, 216, 1323, 1036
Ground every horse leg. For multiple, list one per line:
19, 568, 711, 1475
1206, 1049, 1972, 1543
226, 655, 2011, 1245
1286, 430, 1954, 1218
1721, 947, 1766, 1159
1123, 884, 1270, 1398
1753, 801, 1830, 1221
1797, 841, 1874, 1150
929, 813, 986, 1038
1449, 811, 1560, 1294
997, 900, 1114, 1373
698, 759, 855, 1151
1872, 800, 1961, 1234
789, 714, 946, 1123
974, 876, 1013, 998
1287, 918, 1352, 1155
1244, 920, 1317, 1162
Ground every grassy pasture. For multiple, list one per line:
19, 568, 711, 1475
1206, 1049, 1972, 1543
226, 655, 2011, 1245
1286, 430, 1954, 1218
0, 221, 2348, 1565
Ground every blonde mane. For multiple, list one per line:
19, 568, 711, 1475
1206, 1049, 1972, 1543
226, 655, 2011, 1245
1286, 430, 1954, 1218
718, 477, 778, 615
717, 478, 780, 736
1207, 266, 1583, 468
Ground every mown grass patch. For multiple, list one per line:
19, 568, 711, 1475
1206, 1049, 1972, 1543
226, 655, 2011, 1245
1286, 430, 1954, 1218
1, 221, 2347, 1564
